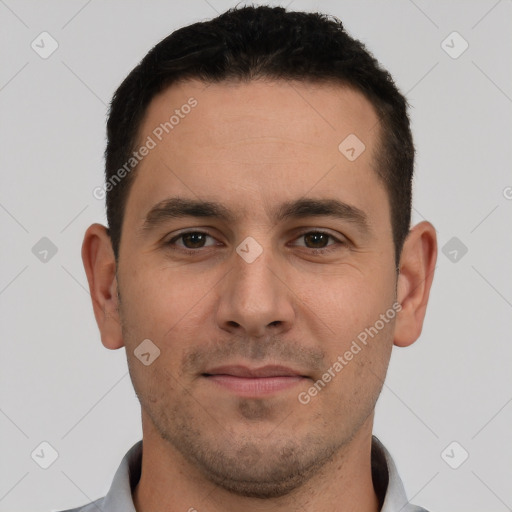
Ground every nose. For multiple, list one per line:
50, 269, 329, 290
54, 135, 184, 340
215, 246, 296, 338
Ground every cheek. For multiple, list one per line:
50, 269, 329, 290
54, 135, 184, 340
119, 263, 223, 379
298, 269, 396, 344
121, 261, 207, 327
315, 316, 394, 411
128, 356, 183, 417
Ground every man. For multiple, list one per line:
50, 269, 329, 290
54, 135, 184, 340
72, 5, 437, 511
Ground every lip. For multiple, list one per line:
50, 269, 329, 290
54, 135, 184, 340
204, 365, 305, 378
202, 365, 308, 397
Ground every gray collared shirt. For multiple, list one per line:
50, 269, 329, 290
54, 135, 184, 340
60, 436, 428, 511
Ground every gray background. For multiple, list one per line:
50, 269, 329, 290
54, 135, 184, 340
1, 0, 511, 510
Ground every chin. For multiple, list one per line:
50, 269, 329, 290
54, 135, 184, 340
166, 427, 339, 499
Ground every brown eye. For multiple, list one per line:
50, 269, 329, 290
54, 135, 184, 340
290, 230, 345, 255
181, 232, 208, 248
167, 231, 218, 251
303, 232, 331, 249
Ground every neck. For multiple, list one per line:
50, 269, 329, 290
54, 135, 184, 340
133, 412, 380, 512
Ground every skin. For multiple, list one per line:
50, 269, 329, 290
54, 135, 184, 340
82, 79, 437, 512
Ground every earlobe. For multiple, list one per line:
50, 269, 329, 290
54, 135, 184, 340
394, 221, 437, 348
81, 223, 125, 350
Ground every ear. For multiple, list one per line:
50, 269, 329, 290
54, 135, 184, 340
394, 221, 437, 347
81, 223, 124, 350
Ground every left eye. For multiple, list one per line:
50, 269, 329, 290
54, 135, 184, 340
292, 231, 339, 249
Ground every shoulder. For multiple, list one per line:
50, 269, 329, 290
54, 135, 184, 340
55, 496, 105, 512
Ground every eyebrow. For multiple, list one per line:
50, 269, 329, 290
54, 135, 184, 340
274, 198, 369, 230
139, 198, 236, 235
139, 197, 370, 235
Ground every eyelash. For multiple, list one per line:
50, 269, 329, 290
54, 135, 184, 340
165, 230, 345, 256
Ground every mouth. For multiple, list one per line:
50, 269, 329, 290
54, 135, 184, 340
202, 365, 309, 397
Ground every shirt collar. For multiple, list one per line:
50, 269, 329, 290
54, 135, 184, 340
98, 436, 424, 511
371, 436, 426, 511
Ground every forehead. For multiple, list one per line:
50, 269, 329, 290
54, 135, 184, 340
125, 79, 386, 227
139, 78, 379, 150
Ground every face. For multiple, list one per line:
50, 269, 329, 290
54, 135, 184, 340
116, 79, 398, 497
